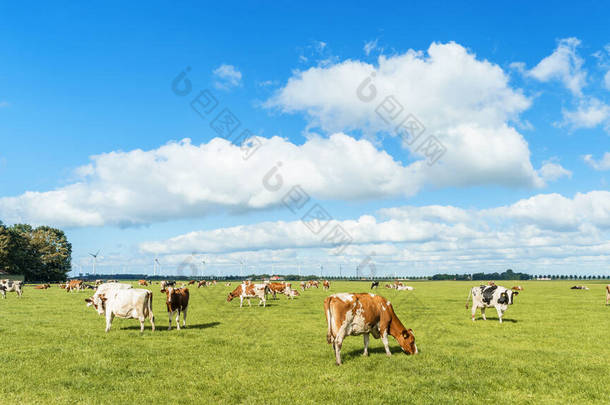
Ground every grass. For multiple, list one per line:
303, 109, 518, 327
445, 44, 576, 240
0, 280, 608, 404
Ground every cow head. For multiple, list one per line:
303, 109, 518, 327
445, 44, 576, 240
85, 294, 107, 315
165, 286, 175, 303
510, 290, 518, 304
397, 328, 418, 355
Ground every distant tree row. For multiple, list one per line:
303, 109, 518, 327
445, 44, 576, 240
0, 222, 72, 282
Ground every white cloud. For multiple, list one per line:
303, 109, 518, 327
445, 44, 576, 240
265, 41, 545, 189
604, 71, 610, 91
212, 64, 242, 90
0, 101, 9, 108
139, 191, 610, 275
560, 97, 610, 131
526, 37, 586, 96
583, 152, 610, 170
537, 161, 572, 182
0, 134, 424, 227
363, 39, 379, 56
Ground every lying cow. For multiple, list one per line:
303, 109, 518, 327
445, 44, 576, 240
85, 287, 155, 332
225, 282, 231, 287
34, 284, 51, 289
161, 286, 189, 330
284, 287, 300, 299
571, 285, 589, 290
396, 285, 414, 291
466, 285, 518, 323
227, 283, 269, 307
0, 280, 23, 298
138, 280, 148, 286
324, 293, 417, 365
512, 286, 524, 291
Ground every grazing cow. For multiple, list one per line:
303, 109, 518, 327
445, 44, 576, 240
95, 279, 103, 286
284, 288, 300, 299
323, 280, 330, 291
85, 288, 155, 333
34, 284, 51, 289
197, 280, 207, 288
324, 293, 417, 365
138, 280, 148, 286
267, 282, 286, 299
188, 280, 196, 285
0, 280, 23, 298
488, 281, 496, 286
161, 287, 189, 330
371, 281, 379, 289
570, 285, 589, 290
310, 280, 319, 288
160, 280, 175, 290
466, 285, 518, 323
511, 286, 523, 291
606, 285, 610, 305
66, 280, 84, 293
227, 283, 269, 307
396, 285, 414, 291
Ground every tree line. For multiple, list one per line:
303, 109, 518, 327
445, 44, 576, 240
0, 222, 72, 282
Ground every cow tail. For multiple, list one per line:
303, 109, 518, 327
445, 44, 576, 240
465, 288, 472, 309
324, 297, 333, 344
147, 291, 154, 320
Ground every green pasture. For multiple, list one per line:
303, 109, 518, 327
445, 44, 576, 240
0, 280, 608, 404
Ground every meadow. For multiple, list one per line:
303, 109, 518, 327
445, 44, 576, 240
0, 280, 608, 404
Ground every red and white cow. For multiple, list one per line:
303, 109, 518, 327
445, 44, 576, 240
85, 287, 155, 332
227, 283, 269, 307
161, 286, 189, 330
324, 293, 417, 365
66, 280, 84, 293
323, 280, 330, 291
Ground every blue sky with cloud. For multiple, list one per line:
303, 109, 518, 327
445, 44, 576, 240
1, 1, 609, 277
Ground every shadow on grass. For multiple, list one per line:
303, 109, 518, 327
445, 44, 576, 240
121, 321, 221, 331
474, 317, 518, 323
343, 345, 408, 359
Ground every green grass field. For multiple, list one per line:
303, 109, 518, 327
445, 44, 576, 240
1, 280, 608, 404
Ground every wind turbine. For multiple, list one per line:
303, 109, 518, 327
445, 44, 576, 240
239, 259, 245, 279
154, 258, 161, 277
89, 250, 100, 275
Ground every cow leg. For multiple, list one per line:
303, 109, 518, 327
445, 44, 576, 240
150, 312, 155, 331
176, 310, 181, 330
182, 307, 187, 327
239, 296, 244, 308
105, 313, 114, 333
139, 317, 145, 333
362, 333, 370, 356
480, 307, 487, 321
247, 297, 252, 307
496, 306, 504, 323
333, 337, 344, 365
168, 310, 174, 330
381, 330, 392, 356
471, 305, 477, 321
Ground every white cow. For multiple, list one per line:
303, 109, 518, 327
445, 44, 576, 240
466, 285, 518, 323
396, 285, 414, 291
85, 288, 155, 332
95, 282, 132, 297
0, 279, 23, 298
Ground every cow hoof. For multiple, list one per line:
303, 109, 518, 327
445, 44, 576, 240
167, 327, 172, 331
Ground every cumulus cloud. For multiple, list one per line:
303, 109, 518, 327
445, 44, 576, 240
537, 161, 572, 182
212, 64, 242, 90
139, 191, 610, 274
0, 134, 424, 227
583, 152, 610, 170
265, 41, 545, 189
526, 37, 586, 96
560, 97, 610, 131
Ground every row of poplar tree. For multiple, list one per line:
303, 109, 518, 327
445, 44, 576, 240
0, 221, 71, 282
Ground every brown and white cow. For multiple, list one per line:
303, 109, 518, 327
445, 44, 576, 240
284, 288, 300, 299
188, 280, 196, 285
138, 280, 148, 286
267, 282, 286, 299
225, 282, 231, 287
606, 285, 610, 305
95, 279, 103, 286
300, 281, 306, 291
197, 280, 207, 288
34, 284, 51, 289
85, 288, 155, 333
324, 293, 417, 365
161, 287, 189, 330
323, 280, 330, 291
227, 283, 269, 307
66, 280, 84, 293
511, 286, 523, 291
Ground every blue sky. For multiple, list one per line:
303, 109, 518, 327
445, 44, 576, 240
1, 1, 609, 277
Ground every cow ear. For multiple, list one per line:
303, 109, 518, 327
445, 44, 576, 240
85, 298, 91, 303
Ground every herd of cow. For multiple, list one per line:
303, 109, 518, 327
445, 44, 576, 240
2, 278, 609, 365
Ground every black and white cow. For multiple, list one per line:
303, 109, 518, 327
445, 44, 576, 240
370, 281, 379, 289
466, 285, 518, 323
0, 279, 23, 298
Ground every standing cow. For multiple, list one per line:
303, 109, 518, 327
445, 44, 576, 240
466, 285, 518, 323
0, 280, 23, 298
606, 285, 610, 305
370, 281, 379, 289
161, 286, 189, 330
323, 280, 330, 291
85, 288, 155, 333
324, 293, 417, 365
227, 283, 269, 307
